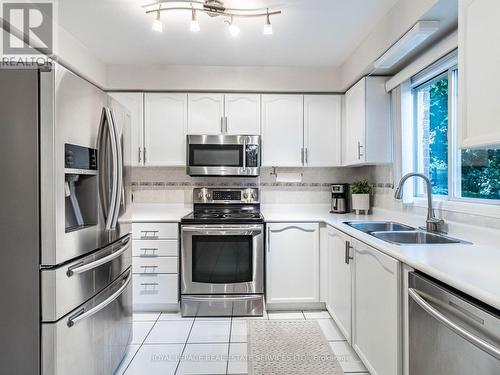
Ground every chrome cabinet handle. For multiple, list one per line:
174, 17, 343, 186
140, 230, 159, 239
304, 148, 308, 164
357, 141, 364, 160
139, 265, 158, 272
220, 116, 224, 133
67, 270, 131, 327
143, 147, 147, 164
345, 241, 354, 264
183, 295, 260, 302
267, 227, 270, 253
409, 288, 500, 360
141, 282, 159, 287
139, 248, 158, 257
301, 147, 305, 165
224, 116, 228, 133
67, 236, 130, 276
138, 147, 142, 164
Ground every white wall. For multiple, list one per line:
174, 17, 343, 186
106, 64, 342, 92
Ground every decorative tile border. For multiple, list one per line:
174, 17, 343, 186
130, 181, 393, 188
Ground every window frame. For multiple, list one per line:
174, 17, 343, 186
410, 62, 500, 206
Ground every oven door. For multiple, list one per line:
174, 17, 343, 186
186, 135, 260, 176
181, 224, 264, 294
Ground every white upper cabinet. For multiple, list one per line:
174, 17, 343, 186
144, 93, 187, 166
304, 95, 342, 166
266, 223, 320, 304
261, 95, 304, 167
108, 92, 144, 166
326, 226, 352, 342
459, 0, 500, 148
343, 77, 392, 166
352, 240, 400, 375
224, 94, 261, 135
187, 93, 224, 134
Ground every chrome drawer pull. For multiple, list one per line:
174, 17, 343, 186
141, 282, 159, 287
67, 270, 131, 327
140, 230, 159, 239
139, 247, 159, 257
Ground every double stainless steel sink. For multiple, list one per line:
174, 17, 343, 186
344, 221, 470, 245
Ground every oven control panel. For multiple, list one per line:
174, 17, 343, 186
213, 190, 241, 201
193, 188, 259, 204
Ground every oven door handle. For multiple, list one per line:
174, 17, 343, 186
182, 226, 263, 235
183, 295, 261, 302
408, 288, 500, 359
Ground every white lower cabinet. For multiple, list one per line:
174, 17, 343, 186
325, 226, 353, 342
266, 222, 320, 304
131, 222, 179, 311
352, 240, 401, 375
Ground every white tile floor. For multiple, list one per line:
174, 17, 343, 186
115, 310, 369, 375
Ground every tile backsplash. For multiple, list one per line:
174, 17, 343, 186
129, 166, 381, 204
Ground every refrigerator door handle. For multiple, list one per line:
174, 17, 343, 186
108, 108, 123, 229
66, 235, 131, 276
97, 107, 118, 230
67, 269, 132, 327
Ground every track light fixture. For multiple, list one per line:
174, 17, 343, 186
151, 9, 163, 33
190, 7, 200, 32
263, 8, 273, 35
144, 0, 280, 36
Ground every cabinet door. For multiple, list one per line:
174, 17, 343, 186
304, 95, 342, 166
109, 92, 144, 166
343, 79, 366, 166
144, 93, 187, 166
224, 94, 261, 135
459, 0, 500, 148
187, 93, 224, 134
261, 95, 304, 166
266, 223, 319, 304
326, 226, 352, 342
353, 241, 400, 375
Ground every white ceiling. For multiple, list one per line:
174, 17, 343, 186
58, 0, 400, 67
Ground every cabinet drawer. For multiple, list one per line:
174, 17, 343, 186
133, 257, 178, 274
133, 274, 178, 305
132, 240, 178, 257
132, 222, 178, 240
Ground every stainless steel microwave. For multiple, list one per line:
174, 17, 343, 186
186, 135, 261, 176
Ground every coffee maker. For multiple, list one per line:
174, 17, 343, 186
330, 184, 350, 214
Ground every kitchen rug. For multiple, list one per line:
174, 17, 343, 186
247, 320, 345, 375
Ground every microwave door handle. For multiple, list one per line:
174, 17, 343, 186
409, 288, 500, 360
243, 138, 247, 171
108, 108, 122, 229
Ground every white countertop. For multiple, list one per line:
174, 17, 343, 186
128, 203, 500, 310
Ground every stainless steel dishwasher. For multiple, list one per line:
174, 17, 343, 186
408, 272, 500, 374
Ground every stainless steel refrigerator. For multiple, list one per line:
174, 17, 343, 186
0, 63, 133, 375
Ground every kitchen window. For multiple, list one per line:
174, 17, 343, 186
411, 57, 500, 203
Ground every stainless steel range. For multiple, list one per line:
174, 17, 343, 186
181, 187, 264, 317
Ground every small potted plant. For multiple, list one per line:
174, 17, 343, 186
351, 180, 371, 215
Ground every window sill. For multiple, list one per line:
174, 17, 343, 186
411, 197, 500, 219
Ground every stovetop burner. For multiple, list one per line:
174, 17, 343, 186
181, 187, 263, 224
